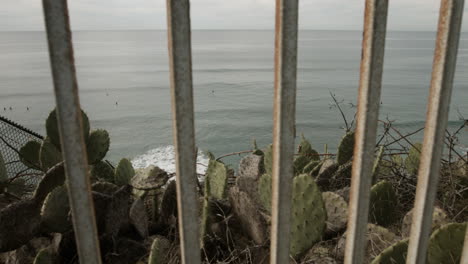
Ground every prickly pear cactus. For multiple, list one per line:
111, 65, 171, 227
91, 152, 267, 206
39, 138, 62, 172
404, 143, 422, 175
33, 248, 56, 264
91, 160, 115, 183
46, 108, 90, 150
427, 222, 467, 264
258, 173, 272, 212
322, 191, 348, 234
264, 144, 273, 175
337, 132, 355, 165
0, 152, 6, 183
205, 159, 228, 200
401, 206, 448, 237
370, 239, 409, 264
86, 129, 110, 164
369, 180, 397, 226
372, 146, 384, 184
41, 185, 71, 233
19, 140, 41, 169
148, 236, 171, 264
294, 135, 320, 174
290, 173, 327, 259
200, 196, 211, 246
114, 158, 135, 186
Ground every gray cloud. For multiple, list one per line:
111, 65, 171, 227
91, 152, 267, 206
0, 0, 466, 31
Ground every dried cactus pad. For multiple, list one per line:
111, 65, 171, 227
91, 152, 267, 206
19, 140, 41, 169
114, 158, 135, 186
290, 173, 327, 259
46, 108, 90, 150
370, 239, 409, 264
322, 192, 348, 234
205, 159, 228, 200
86, 129, 110, 164
0, 152, 7, 183
427, 222, 467, 264
337, 132, 355, 165
404, 143, 422, 175
401, 206, 448, 237
369, 180, 397, 226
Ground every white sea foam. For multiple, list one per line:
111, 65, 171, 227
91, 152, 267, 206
131, 145, 209, 175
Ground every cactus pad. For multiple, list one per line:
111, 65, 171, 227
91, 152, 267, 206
6, 178, 26, 197
258, 173, 272, 212
92, 181, 119, 195
290, 173, 327, 258
427, 222, 467, 264
264, 144, 273, 175
369, 180, 397, 226
86, 129, 110, 164
19, 140, 41, 169
91, 161, 115, 183
205, 159, 228, 200
372, 146, 384, 184
337, 132, 355, 165
33, 248, 56, 264
149, 236, 171, 264
114, 158, 135, 186
294, 135, 320, 174
370, 239, 409, 264
46, 108, 90, 150
404, 143, 422, 175
39, 138, 62, 172
41, 185, 71, 233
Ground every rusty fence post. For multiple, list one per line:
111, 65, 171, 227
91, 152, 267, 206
42, 0, 102, 263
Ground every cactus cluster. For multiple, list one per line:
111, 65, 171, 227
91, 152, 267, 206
19, 109, 110, 172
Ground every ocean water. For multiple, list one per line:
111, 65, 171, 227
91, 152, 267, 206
0, 30, 466, 172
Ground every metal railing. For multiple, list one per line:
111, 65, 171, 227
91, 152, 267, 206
37, 0, 466, 263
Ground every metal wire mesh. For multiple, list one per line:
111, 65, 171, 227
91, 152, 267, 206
0, 115, 43, 184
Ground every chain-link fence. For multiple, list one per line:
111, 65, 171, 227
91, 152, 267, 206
0, 116, 43, 184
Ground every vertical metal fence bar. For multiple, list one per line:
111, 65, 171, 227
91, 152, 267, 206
406, 0, 464, 263
270, 0, 299, 263
344, 0, 388, 263
166, 0, 201, 263
42, 0, 102, 263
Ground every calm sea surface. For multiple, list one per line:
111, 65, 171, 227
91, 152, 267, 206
0, 30, 466, 171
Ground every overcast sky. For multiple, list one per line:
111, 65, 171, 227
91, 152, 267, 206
1, 0, 467, 31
